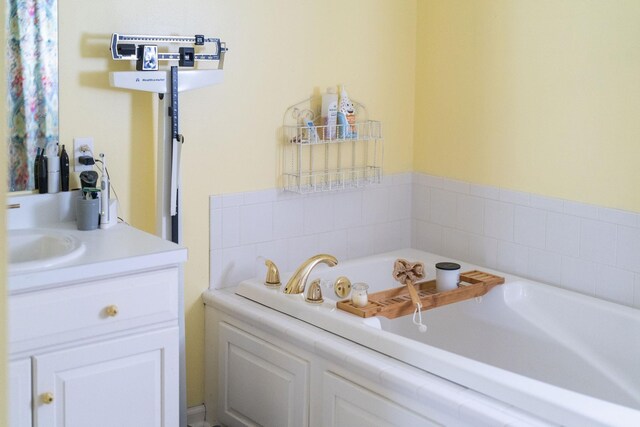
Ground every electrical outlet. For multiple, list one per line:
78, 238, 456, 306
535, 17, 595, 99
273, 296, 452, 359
73, 137, 94, 172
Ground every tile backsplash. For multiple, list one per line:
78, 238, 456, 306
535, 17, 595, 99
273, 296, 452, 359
210, 173, 640, 309
412, 174, 640, 308
209, 174, 412, 289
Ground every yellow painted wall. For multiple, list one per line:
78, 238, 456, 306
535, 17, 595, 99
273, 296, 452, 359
58, 0, 417, 405
415, 0, 640, 212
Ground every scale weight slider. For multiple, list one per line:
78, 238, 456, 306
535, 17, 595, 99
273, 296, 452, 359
136, 45, 159, 71
179, 47, 195, 67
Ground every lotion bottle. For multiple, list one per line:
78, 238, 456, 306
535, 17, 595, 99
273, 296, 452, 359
321, 87, 338, 140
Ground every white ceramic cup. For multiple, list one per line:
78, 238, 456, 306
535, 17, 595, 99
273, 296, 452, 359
435, 262, 461, 292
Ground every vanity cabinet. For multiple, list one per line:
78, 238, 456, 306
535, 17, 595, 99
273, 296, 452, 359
9, 359, 32, 427
9, 267, 181, 427
33, 328, 177, 427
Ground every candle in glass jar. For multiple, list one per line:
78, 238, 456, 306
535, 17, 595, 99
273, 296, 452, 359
351, 283, 369, 307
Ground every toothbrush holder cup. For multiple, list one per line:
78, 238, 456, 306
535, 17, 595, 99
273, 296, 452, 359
76, 196, 100, 231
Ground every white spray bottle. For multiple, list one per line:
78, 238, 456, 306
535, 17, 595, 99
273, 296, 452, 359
99, 153, 110, 229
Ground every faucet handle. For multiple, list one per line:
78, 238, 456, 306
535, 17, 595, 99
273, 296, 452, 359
305, 279, 324, 304
264, 259, 281, 288
334, 276, 352, 298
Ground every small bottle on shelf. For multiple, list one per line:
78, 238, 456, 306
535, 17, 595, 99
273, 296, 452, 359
338, 84, 356, 138
321, 87, 338, 140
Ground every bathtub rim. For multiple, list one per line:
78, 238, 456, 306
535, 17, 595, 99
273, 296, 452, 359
229, 248, 640, 427
204, 289, 555, 426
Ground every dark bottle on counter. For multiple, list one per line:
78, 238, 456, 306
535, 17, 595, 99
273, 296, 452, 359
60, 144, 70, 191
37, 152, 48, 194
34, 148, 41, 190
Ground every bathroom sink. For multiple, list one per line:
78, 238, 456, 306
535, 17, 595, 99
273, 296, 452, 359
8, 229, 86, 273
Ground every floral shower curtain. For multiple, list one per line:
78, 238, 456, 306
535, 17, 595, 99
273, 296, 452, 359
7, 0, 58, 191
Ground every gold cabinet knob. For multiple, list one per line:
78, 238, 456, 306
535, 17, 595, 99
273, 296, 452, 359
105, 305, 119, 317
41, 392, 54, 404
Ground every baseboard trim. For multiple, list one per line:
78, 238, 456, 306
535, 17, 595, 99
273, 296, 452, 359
187, 404, 211, 427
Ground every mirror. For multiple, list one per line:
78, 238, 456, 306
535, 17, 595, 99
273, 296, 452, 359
6, 0, 58, 192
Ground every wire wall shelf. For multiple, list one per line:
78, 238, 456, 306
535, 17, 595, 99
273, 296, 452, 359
282, 97, 383, 194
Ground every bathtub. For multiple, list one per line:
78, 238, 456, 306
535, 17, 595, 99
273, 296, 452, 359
235, 248, 640, 426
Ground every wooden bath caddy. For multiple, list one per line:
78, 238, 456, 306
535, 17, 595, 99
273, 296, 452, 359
337, 270, 505, 319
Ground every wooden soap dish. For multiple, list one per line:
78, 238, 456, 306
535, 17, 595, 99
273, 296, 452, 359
336, 270, 505, 319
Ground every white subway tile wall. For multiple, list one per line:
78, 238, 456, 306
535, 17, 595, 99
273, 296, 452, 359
513, 206, 547, 249
209, 175, 413, 289
210, 173, 640, 309
412, 174, 640, 308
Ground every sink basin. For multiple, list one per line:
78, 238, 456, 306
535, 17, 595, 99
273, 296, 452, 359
8, 229, 86, 273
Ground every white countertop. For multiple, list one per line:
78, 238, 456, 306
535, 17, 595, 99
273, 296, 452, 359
8, 221, 187, 294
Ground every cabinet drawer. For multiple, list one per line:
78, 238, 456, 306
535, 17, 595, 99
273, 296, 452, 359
10, 268, 179, 350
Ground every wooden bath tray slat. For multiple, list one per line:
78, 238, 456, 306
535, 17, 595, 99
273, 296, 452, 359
337, 270, 505, 319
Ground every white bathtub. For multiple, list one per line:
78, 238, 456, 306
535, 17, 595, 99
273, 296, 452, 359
235, 248, 640, 426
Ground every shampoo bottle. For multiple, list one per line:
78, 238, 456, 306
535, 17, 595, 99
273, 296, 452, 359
321, 87, 338, 140
60, 145, 70, 191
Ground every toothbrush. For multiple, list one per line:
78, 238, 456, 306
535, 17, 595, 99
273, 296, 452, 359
306, 119, 319, 143
99, 153, 110, 228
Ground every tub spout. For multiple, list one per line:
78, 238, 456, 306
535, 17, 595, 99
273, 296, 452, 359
284, 254, 338, 294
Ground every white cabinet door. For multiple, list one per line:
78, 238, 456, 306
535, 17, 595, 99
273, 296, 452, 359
33, 327, 178, 427
218, 322, 310, 427
9, 358, 32, 427
322, 372, 441, 427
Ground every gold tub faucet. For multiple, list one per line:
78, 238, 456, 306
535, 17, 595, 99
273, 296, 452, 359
284, 254, 338, 294
264, 259, 281, 288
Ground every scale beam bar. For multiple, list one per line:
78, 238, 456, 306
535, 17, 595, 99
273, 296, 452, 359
110, 33, 227, 63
